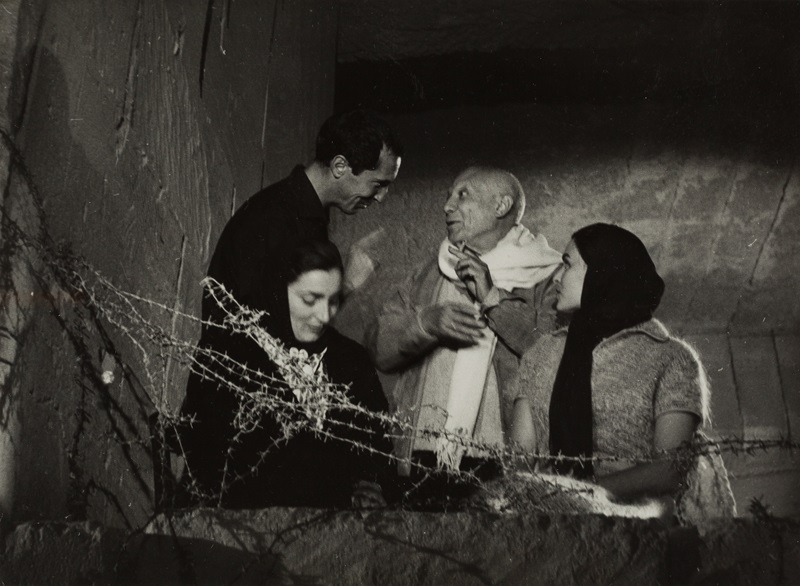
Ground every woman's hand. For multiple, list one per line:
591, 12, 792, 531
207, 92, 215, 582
351, 480, 386, 509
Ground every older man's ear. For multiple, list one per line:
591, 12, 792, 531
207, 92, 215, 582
495, 194, 514, 219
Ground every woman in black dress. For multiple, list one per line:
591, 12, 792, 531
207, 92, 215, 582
180, 240, 392, 509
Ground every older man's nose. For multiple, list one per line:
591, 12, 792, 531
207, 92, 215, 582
443, 192, 457, 213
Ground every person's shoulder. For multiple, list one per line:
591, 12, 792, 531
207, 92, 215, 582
323, 329, 380, 384
326, 328, 372, 361
661, 328, 705, 372
605, 318, 670, 345
522, 327, 567, 361
608, 319, 702, 368
238, 170, 301, 213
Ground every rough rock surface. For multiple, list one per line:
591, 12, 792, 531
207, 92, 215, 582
3, 509, 799, 585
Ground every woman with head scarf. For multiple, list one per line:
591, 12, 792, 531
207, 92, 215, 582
506, 223, 734, 521
180, 239, 392, 509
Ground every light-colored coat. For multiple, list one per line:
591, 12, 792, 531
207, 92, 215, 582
366, 257, 558, 473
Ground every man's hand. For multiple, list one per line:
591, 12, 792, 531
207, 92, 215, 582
419, 302, 486, 345
450, 244, 493, 302
343, 247, 377, 294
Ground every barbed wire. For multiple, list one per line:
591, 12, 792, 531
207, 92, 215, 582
2, 131, 799, 519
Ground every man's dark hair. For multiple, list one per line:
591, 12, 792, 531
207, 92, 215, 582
286, 240, 344, 285
315, 110, 404, 175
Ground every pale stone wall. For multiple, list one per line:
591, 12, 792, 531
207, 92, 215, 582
330, 101, 800, 517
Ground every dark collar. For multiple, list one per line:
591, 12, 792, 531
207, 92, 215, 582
287, 165, 328, 221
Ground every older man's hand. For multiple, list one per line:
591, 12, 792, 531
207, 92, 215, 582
419, 302, 485, 345
450, 245, 493, 302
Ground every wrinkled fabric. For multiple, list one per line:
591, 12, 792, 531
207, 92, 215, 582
430, 226, 559, 470
437, 224, 561, 290
367, 247, 560, 476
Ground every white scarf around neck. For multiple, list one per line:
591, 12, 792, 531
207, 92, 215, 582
432, 224, 561, 470
438, 224, 562, 291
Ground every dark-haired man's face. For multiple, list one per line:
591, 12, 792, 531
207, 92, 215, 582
337, 146, 401, 214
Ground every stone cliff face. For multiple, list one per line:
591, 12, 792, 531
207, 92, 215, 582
0, 0, 335, 529
329, 1, 800, 518
1, 0, 799, 551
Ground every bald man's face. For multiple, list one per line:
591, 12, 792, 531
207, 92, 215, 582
443, 171, 502, 252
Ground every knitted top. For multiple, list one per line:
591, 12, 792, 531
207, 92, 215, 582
510, 318, 708, 477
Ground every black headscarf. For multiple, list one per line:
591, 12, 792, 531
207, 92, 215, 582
181, 239, 342, 502
210, 239, 336, 372
548, 223, 665, 478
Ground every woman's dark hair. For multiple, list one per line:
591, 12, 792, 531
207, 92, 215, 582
286, 240, 344, 285
549, 223, 664, 478
571, 223, 664, 318
315, 110, 404, 175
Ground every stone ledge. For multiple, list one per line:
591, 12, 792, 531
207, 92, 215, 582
2, 509, 798, 585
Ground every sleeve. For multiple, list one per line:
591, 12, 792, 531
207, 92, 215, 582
654, 342, 707, 421
505, 339, 554, 454
483, 272, 559, 357
220, 206, 294, 312
364, 266, 440, 373
331, 343, 395, 485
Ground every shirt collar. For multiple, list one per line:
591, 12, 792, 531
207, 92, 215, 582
288, 165, 328, 221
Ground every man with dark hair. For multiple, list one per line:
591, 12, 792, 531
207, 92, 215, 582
206, 110, 402, 323
179, 111, 402, 505
314, 109, 404, 177
198, 109, 402, 352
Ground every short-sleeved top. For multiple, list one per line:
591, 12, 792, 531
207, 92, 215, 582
510, 319, 707, 477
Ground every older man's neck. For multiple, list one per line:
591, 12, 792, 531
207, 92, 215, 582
465, 229, 508, 255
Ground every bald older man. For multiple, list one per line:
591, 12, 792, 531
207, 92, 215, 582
366, 167, 562, 489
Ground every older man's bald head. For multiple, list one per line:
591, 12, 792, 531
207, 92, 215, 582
454, 167, 526, 224
444, 166, 527, 253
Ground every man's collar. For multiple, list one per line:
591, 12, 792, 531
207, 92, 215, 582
288, 165, 327, 220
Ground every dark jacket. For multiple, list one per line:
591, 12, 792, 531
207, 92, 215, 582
182, 327, 391, 509
179, 166, 394, 508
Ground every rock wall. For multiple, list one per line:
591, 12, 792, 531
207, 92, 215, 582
329, 100, 800, 517
2, 0, 799, 541
2, 510, 799, 585
0, 0, 335, 529
331, 102, 799, 337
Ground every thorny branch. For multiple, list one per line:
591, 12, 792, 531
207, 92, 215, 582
0, 134, 798, 513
